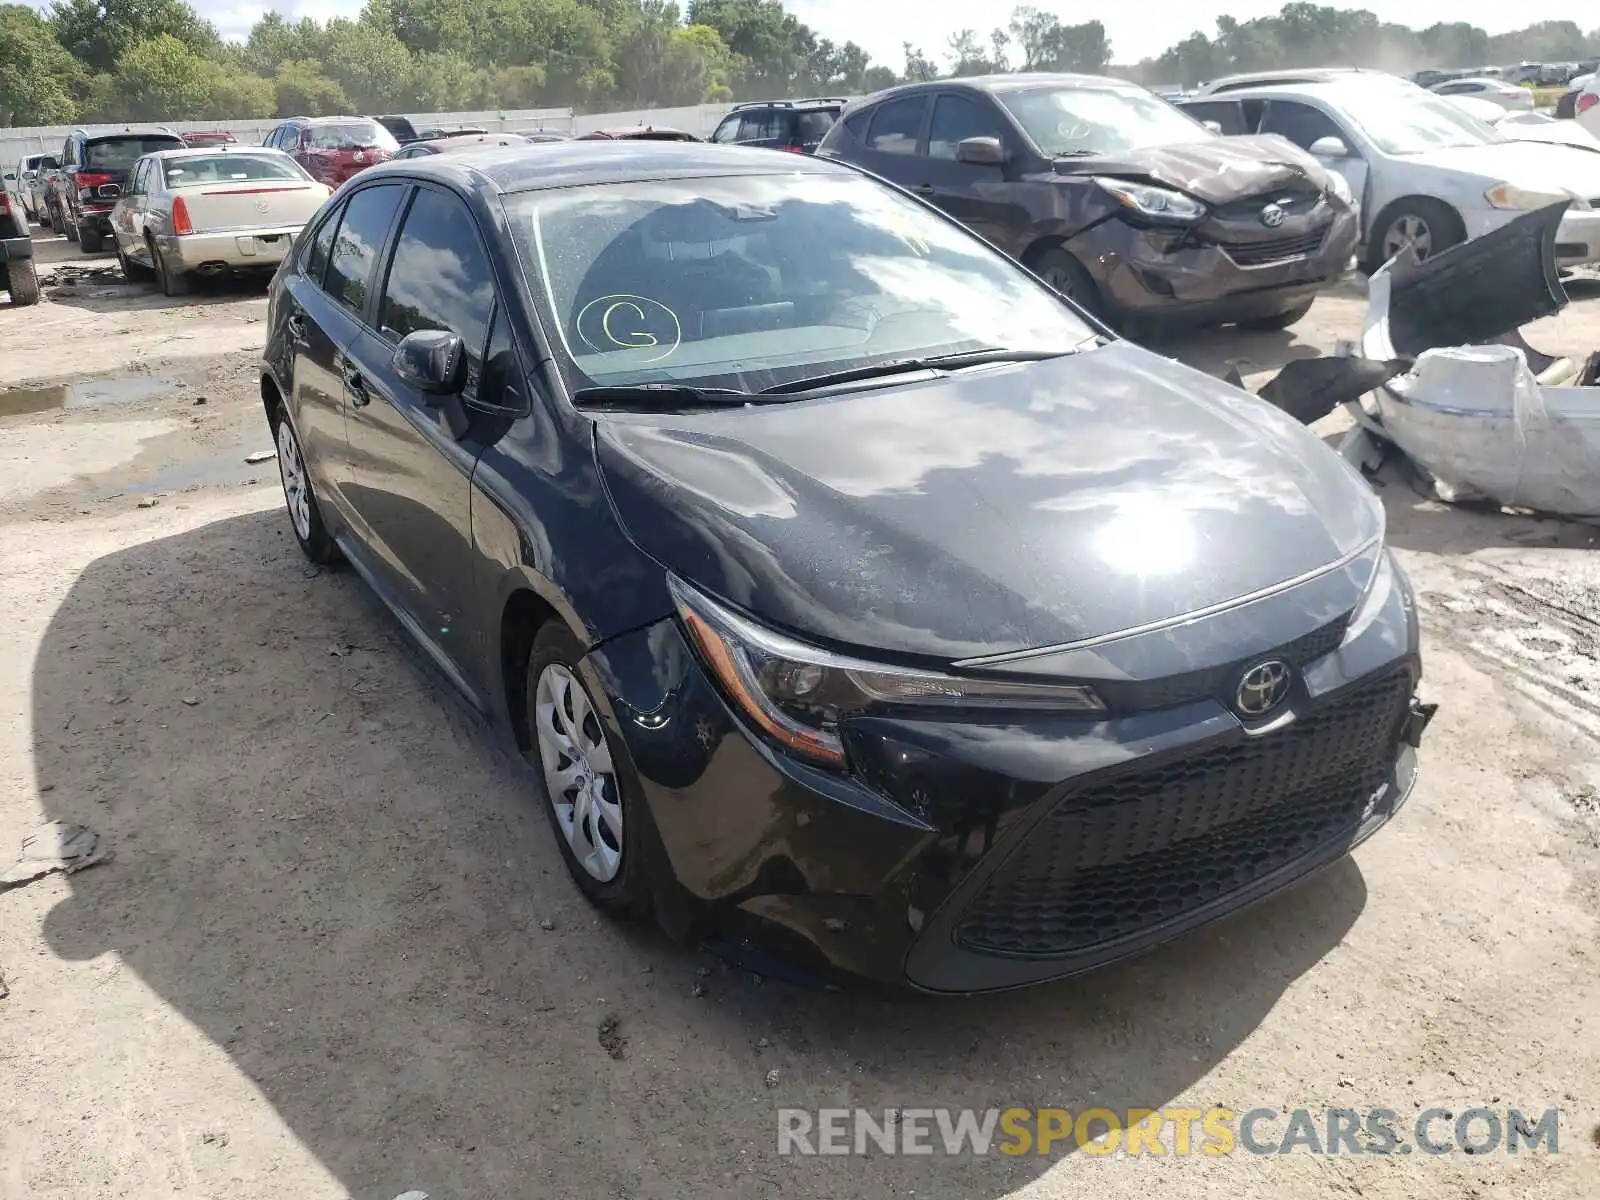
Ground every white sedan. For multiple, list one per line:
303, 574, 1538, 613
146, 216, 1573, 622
110, 147, 330, 296
1441, 94, 1600, 153
1182, 80, 1600, 271
1429, 76, 1535, 112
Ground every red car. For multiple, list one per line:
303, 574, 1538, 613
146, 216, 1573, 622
181, 131, 237, 147
262, 116, 399, 187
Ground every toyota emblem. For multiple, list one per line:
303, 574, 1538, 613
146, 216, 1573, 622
1235, 659, 1292, 717
1260, 202, 1287, 228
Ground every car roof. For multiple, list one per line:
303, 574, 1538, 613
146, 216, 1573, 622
1188, 78, 1419, 103
419, 133, 528, 153
1198, 67, 1372, 92
862, 72, 1144, 100
85, 129, 184, 141
358, 140, 848, 194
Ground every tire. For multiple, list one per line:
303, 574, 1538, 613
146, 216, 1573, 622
116, 242, 153, 283
1363, 199, 1464, 275
1237, 298, 1315, 332
80, 225, 104, 253
1030, 246, 1106, 321
47, 203, 60, 234
524, 622, 653, 917
271, 401, 338, 564
63, 209, 79, 243
152, 237, 190, 296
4, 259, 41, 307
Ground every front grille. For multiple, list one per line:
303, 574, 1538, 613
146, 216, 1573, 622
955, 668, 1412, 958
1222, 229, 1327, 266
1210, 188, 1324, 223
1091, 610, 1351, 714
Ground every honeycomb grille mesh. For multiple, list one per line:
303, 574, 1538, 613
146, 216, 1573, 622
956, 669, 1411, 958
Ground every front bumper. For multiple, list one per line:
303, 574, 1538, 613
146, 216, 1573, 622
1087, 202, 1359, 324
587, 547, 1429, 993
1464, 205, 1600, 268
160, 226, 305, 270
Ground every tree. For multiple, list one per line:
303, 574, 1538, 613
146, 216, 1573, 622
902, 41, 938, 82
273, 59, 350, 117
0, 4, 82, 125
48, 0, 217, 75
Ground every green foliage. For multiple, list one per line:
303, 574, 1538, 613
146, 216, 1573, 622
5, 0, 1600, 127
0, 4, 83, 125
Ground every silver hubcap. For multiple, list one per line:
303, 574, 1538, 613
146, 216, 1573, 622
535, 663, 623, 882
1382, 214, 1433, 261
276, 420, 311, 541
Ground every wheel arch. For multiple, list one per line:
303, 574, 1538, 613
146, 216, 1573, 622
500, 587, 562, 752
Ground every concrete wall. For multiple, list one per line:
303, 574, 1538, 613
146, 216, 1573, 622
3, 97, 867, 173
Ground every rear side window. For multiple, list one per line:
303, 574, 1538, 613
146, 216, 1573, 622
377, 188, 496, 398
843, 110, 870, 140
300, 199, 343, 286
324, 184, 404, 314
865, 97, 927, 155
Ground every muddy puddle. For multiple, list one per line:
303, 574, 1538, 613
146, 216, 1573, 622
0, 376, 188, 418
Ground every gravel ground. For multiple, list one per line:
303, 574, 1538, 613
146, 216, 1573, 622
1, 228, 1597, 1200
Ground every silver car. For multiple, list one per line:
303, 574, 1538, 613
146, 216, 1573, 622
7, 154, 55, 223
109, 147, 331, 295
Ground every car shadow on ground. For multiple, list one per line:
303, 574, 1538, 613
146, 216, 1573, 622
31, 510, 1368, 1198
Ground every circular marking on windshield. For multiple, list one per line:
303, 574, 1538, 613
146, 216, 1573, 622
576, 294, 682, 362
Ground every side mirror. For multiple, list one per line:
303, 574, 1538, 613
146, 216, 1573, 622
956, 136, 1006, 166
1308, 136, 1350, 159
393, 330, 466, 398
1201, 120, 1223, 134
2, 172, 13, 181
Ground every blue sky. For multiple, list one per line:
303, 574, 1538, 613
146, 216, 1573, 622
33, 0, 1596, 69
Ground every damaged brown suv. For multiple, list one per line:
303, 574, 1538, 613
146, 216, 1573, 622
818, 74, 1359, 332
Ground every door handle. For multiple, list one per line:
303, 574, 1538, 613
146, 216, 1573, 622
912, 184, 935, 195
344, 367, 371, 407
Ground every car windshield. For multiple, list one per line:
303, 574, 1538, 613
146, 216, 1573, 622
86, 137, 181, 170
1335, 90, 1506, 154
163, 154, 308, 186
997, 84, 1214, 156
306, 122, 399, 152
507, 172, 1096, 394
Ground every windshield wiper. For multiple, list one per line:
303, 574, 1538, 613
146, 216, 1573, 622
757, 348, 1078, 397
572, 383, 754, 410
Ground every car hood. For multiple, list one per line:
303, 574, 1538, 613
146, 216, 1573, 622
594, 343, 1383, 662
1053, 135, 1328, 203
1406, 139, 1600, 189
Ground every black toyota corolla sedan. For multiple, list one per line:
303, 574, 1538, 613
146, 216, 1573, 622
261, 142, 1433, 993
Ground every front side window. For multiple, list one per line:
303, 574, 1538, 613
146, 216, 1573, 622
710, 116, 741, 143
1259, 101, 1347, 151
866, 97, 927, 155
928, 95, 1007, 159
377, 188, 496, 393
324, 184, 404, 313
508, 172, 1095, 395
997, 84, 1213, 156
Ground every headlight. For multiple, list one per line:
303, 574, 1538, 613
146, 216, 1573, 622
1093, 177, 1206, 223
670, 577, 1104, 769
1484, 183, 1570, 210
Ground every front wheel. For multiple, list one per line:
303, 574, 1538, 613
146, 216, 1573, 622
63, 209, 78, 243
1364, 199, 1464, 274
525, 623, 652, 917
1030, 247, 1105, 320
272, 403, 338, 563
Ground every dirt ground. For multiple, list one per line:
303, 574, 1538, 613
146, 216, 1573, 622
1, 226, 1597, 1200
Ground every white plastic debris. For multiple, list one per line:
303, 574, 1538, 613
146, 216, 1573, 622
1, 821, 113, 891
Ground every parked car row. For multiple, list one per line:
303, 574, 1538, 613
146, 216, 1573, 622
256, 134, 1435, 992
